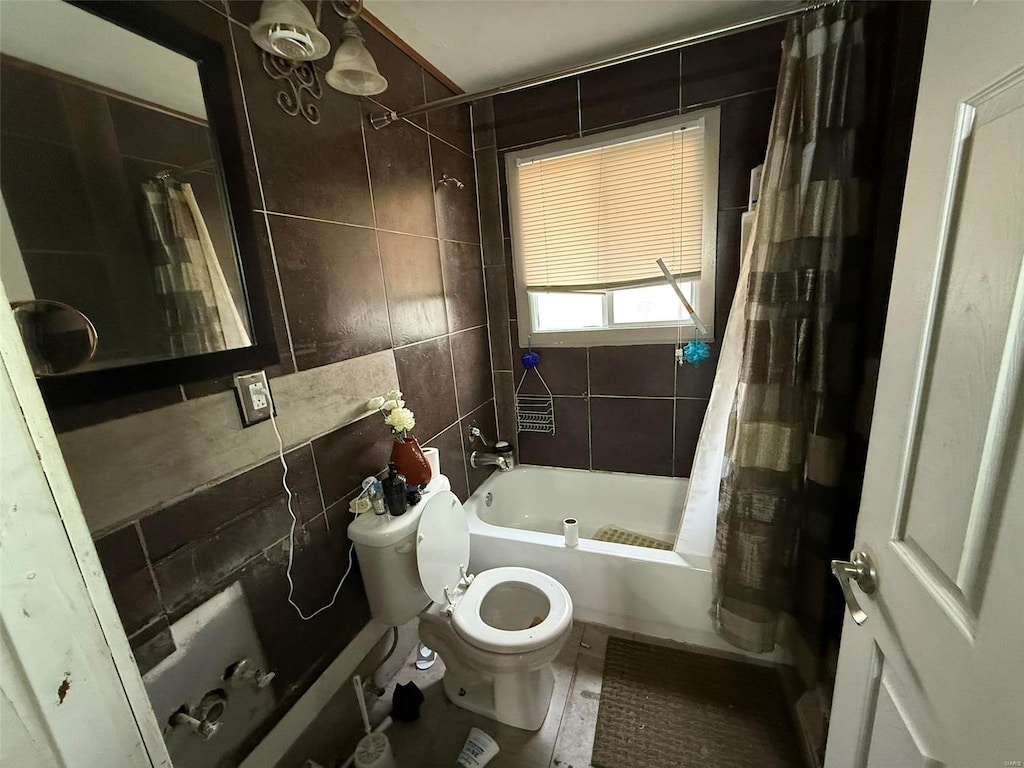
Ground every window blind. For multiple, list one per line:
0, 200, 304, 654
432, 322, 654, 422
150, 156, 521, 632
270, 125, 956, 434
515, 124, 705, 291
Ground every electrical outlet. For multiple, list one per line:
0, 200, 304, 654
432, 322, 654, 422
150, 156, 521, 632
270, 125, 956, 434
233, 371, 274, 427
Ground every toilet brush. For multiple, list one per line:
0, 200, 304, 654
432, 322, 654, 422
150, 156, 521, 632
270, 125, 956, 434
352, 675, 396, 768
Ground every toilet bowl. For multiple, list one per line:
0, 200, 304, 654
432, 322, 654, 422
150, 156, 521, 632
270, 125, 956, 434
349, 480, 573, 731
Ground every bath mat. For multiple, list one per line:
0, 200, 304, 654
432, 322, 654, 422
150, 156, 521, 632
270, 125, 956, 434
591, 637, 806, 768
593, 524, 672, 550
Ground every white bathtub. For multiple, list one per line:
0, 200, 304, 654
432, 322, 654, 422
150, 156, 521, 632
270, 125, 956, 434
464, 465, 785, 659
471, 464, 687, 544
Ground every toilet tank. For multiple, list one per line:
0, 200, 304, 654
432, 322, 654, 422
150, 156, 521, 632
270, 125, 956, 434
348, 476, 450, 626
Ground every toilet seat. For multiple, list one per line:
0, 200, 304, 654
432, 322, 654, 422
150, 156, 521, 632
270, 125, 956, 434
451, 567, 572, 654
416, 490, 471, 604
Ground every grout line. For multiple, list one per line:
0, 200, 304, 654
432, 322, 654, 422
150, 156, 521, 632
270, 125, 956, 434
198, 0, 228, 17
428, 133, 467, 422
259, 212, 299, 371
226, 11, 299, 371
133, 519, 167, 610
467, 105, 503, 442
671, 387, 678, 475
550, 638, 587, 766
576, 77, 583, 137
436, 118, 457, 339
260, 210, 377, 231
679, 48, 685, 115
589, 393, 679, 400
586, 348, 593, 470
308, 442, 328, 522
360, 114, 396, 351
392, 324, 488, 352
226, 14, 267, 211
672, 325, 679, 474
257, 209, 480, 247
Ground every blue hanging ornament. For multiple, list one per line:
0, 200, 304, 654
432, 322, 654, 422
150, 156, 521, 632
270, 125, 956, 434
683, 339, 710, 366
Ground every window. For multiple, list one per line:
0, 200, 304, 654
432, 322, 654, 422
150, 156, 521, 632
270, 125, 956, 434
507, 109, 719, 346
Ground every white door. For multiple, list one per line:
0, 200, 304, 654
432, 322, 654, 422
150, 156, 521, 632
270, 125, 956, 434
0, 279, 171, 765
825, 3, 1024, 767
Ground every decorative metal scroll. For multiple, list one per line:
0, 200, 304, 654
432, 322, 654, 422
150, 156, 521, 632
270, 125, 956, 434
260, 51, 322, 125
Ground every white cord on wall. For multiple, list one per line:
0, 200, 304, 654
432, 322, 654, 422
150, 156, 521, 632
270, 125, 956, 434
267, 396, 357, 621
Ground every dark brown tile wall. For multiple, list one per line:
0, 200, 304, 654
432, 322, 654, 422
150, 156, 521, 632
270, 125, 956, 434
475, 24, 786, 477
77, 1, 494, 760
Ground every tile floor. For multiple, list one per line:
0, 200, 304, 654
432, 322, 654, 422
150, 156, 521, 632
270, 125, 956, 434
364, 622, 666, 768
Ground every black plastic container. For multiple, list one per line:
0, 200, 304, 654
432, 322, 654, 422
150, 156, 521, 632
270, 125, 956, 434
382, 462, 407, 516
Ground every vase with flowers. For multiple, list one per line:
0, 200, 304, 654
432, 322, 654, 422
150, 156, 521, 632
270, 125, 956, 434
367, 389, 432, 486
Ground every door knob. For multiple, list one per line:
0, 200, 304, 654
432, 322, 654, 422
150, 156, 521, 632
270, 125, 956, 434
831, 550, 877, 626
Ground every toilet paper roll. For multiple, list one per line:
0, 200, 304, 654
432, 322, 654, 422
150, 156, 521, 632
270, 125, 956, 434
563, 518, 579, 548
422, 447, 440, 481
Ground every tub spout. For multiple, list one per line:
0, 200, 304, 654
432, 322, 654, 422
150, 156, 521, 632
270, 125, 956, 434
470, 451, 513, 472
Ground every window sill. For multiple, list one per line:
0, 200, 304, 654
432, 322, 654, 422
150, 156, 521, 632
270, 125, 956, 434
519, 324, 716, 348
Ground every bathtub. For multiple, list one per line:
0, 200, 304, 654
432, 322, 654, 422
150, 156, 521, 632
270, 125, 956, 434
465, 465, 784, 659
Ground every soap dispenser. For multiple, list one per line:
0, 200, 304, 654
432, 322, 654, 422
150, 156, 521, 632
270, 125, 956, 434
382, 462, 407, 516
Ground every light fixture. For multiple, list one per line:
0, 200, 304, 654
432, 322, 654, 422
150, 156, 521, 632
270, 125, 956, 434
325, 0, 388, 96
250, 0, 330, 62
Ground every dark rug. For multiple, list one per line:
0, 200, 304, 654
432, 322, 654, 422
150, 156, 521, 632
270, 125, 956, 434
591, 636, 807, 768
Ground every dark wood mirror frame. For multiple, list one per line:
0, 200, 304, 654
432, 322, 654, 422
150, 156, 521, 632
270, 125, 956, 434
34, 0, 279, 409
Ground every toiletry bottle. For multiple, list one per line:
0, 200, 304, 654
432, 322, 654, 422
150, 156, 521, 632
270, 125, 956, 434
382, 462, 407, 516
370, 480, 386, 515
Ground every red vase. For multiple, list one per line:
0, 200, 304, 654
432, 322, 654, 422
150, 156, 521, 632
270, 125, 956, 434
391, 436, 432, 486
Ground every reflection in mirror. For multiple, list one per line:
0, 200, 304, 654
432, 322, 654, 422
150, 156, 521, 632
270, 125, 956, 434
0, 1, 253, 376
13, 300, 99, 376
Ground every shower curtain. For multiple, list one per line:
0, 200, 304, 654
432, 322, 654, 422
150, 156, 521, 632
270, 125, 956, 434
712, 3, 871, 653
142, 179, 251, 357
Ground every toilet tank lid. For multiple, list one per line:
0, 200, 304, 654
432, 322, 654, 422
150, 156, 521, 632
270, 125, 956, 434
348, 474, 451, 547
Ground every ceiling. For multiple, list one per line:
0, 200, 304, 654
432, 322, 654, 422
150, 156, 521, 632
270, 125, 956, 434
366, 0, 781, 93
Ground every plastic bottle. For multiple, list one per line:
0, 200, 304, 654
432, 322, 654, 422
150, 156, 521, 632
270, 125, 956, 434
382, 462, 407, 516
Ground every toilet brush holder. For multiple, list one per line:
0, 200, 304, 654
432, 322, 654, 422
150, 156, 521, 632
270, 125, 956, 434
352, 674, 397, 768
354, 733, 396, 768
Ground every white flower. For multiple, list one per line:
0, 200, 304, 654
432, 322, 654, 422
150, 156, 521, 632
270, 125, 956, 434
384, 407, 416, 434
367, 396, 386, 410
385, 389, 402, 402
381, 399, 399, 411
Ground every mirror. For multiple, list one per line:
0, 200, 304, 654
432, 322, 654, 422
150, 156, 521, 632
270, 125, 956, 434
0, 1, 258, 378
13, 300, 98, 376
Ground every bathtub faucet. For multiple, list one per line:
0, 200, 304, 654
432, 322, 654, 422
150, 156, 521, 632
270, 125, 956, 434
470, 441, 515, 472
470, 451, 513, 472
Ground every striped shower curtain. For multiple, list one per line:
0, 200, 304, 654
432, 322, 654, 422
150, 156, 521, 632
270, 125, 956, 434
712, 3, 871, 652
141, 179, 251, 357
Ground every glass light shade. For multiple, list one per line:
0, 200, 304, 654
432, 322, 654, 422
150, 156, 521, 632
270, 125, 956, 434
325, 20, 388, 95
250, 0, 330, 62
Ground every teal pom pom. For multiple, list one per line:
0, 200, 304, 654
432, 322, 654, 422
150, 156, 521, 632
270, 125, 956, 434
683, 340, 710, 366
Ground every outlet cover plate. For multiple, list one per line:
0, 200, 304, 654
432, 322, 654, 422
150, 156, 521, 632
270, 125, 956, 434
232, 371, 274, 427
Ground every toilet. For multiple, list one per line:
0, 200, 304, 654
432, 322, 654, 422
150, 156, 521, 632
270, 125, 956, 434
349, 476, 573, 731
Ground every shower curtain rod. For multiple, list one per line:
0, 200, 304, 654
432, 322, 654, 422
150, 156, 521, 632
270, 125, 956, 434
368, 0, 841, 129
